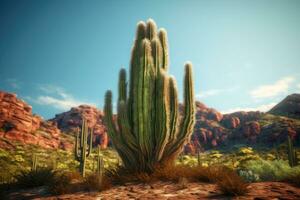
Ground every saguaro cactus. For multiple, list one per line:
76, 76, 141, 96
104, 19, 195, 173
287, 135, 298, 167
75, 118, 93, 177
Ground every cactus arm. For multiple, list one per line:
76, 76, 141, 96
167, 76, 179, 144
154, 70, 170, 161
164, 63, 195, 160
158, 29, 169, 71
104, 90, 138, 169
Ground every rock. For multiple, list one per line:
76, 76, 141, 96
241, 121, 261, 142
0, 91, 72, 150
221, 116, 240, 129
269, 93, 300, 119
50, 104, 108, 148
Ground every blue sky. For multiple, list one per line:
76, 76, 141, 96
1, 0, 300, 119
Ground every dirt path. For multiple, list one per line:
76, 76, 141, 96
6, 181, 300, 200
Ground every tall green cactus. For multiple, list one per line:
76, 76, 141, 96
287, 135, 298, 167
104, 19, 195, 173
75, 118, 93, 177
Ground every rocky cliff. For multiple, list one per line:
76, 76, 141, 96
0, 91, 73, 150
50, 105, 108, 148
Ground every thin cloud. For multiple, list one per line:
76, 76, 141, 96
221, 102, 277, 114
6, 78, 21, 89
29, 85, 96, 111
196, 87, 239, 99
250, 76, 294, 99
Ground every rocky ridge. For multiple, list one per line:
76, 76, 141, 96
0, 91, 72, 150
1, 90, 299, 153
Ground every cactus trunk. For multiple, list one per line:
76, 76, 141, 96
104, 19, 195, 173
75, 118, 93, 177
287, 135, 298, 167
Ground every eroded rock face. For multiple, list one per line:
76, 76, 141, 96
50, 105, 108, 148
186, 102, 228, 152
0, 91, 72, 150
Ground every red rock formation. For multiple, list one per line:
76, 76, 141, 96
221, 116, 240, 129
51, 105, 108, 148
0, 91, 72, 150
241, 121, 261, 142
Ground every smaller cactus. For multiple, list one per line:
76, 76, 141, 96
287, 135, 298, 167
96, 145, 104, 178
32, 154, 38, 171
197, 150, 201, 166
75, 118, 93, 177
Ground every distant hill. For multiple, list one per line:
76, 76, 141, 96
1, 90, 299, 153
268, 93, 300, 119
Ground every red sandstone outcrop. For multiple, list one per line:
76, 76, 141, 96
0, 91, 72, 150
50, 105, 108, 148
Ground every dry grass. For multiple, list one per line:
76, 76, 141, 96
284, 173, 300, 187
108, 164, 235, 184
83, 173, 111, 192
108, 164, 249, 196
47, 172, 72, 195
177, 177, 188, 190
216, 168, 249, 196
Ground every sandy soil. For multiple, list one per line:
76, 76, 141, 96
6, 181, 300, 200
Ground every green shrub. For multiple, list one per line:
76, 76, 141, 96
244, 159, 300, 181
237, 169, 260, 182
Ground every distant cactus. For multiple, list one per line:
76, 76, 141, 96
104, 19, 195, 173
287, 135, 298, 167
32, 154, 38, 171
75, 118, 93, 177
197, 150, 201, 166
96, 145, 104, 178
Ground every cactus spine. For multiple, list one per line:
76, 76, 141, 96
287, 135, 298, 167
75, 118, 93, 177
104, 19, 195, 173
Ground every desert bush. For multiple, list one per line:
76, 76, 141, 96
83, 173, 111, 192
47, 172, 72, 195
284, 173, 300, 187
14, 168, 55, 188
108, 164, 236, 185
216, 169, 249, 196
